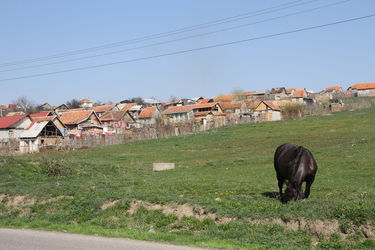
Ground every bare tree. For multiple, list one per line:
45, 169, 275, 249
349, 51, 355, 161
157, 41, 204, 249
66, 99, 81, 109
13, 96, 36, 114
121, 97, 144, 105
231, 88, 245, 101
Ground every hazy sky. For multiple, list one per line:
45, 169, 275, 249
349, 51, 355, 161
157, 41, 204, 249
1, 0, 374, 105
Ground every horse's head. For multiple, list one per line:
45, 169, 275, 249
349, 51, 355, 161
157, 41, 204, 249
281, 185, 304, 203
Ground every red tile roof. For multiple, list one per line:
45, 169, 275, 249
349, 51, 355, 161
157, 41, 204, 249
286, 88, 294, 94
0, 115, 27, 129
193, 103, 217, 109
100, 110, 134, 122
351, 82, 375, 90
79, 98, 92, 104
30, 111, 52, 118
161, 100, 179, 107
31, 116, 54, 122
263, 101, 281, 111
291, 89, 306, 98
93, 104, 116, 113
60, 110, 94, 125
163, 105, 194, 114
244, 91, 256, 96
249, 102, 260, 109
138, 107, 157, 119
325, 86, 342, 92
121, 103, 136, 111
219, 102, 241, 110
197, 98, 213, 103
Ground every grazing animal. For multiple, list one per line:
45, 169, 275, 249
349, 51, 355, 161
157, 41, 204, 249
274, 144, 318, 203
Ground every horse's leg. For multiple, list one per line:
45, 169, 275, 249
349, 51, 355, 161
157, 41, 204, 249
304, 176, 315, 199
277, 177, 284, 199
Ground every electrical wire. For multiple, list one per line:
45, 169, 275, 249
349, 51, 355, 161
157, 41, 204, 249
0, 14, 373, 82
0, 0, 351, 73
0, 0, 320, 67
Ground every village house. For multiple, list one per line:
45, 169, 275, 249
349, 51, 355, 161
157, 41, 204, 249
252, 101, 282, 121
127, 105, 143, 119
59, 110, 102, 135
325, 86, 343, 93
161, 100, 180, 110
143, 98, 161, 108
38, 102, 53, 111
100, 110, 135, 133
270, 87, 287, 100
0, 115, 33, 150
18, 120, 64, 153
348, 82, 375, 96
197, 98, 214, 104
54, 104, 69, 115
31, 115, 67, 135
79, 98, 93, 109
137, 106, 161, 125
118, 102, 136, 111
290, 88, 314, 104
93, 104, 118, 117
219, 102, 242, 119
163, 105, 194, 123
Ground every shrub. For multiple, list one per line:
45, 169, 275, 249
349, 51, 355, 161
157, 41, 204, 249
282, 103, 305, 119
40, 157, 72, 177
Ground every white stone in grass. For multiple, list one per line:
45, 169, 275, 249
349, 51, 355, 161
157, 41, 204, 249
153, 163, 175, 171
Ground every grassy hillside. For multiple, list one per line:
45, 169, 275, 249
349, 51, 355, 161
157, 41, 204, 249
0, 108, 375, 249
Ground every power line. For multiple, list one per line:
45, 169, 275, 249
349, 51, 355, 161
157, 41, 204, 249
0, 14, 373, 82
0, 0, 351, 73
0, 0, 320, 67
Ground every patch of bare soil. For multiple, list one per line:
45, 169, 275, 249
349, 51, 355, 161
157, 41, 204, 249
128, 199, 375, 239
3, 195, 35, 208
100, 200, 119, 210
128, 200, 233, 224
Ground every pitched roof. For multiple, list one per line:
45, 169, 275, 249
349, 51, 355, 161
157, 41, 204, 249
244, 91, 256, 96
30, 111, 52, 118
79, 98, 92, 104
325, 86, 342, 92
249, 101, 260, 109
0, 115, 27, 129
286, 88, 294, 94
215, 94, 236, 102
100, 110, 134, 122
161, 100, 179, 107
350, 82, 375, 90
291, 89, 306, 98
31, 116, 54, 122
219, 102, 241, 110
93, 104, 116, 113
193, 103, 217, 109
138, 106, 157, 119
120, 103, 136, 111
59, 110, 94, 125
197, 98, 213, 103
193, 111, 212, 117
163, 105, 194, 114
263, 101, 281, 111
5, 112, 26, 116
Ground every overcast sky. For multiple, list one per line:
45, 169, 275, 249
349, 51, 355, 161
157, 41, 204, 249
1, 0, 374, 105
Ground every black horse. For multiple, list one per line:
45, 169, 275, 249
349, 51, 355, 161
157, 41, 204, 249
274, 144, 318, 203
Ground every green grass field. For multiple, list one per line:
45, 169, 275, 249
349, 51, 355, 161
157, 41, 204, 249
1, 107, 375, 249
